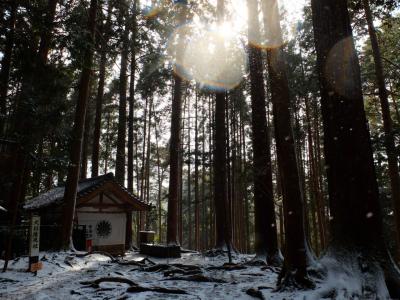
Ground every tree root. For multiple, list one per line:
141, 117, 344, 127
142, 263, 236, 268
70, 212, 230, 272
276, 270, 315, 291
204, 249, 226, 257
141, 264, 173, 272
164, 268, 202, 277
164, 274, 227, 283
80, 277, 136, 288
207, 263, 246, 271
126, 285, 188, 294
80, 276, 188, 295
142, 263, 201, 273
244, 259, 267, 267
246, 288, 266, 300
240, 273, 265, 277
260, 265, 281, 274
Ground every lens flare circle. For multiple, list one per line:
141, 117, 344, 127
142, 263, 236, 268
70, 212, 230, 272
142, 0, 168, 19
325, 37, 359, 99
169, 23, 248, 91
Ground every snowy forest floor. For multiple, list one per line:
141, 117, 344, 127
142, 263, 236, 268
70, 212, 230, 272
0, 250, 363, 300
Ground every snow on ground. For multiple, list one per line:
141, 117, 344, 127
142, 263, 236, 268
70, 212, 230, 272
0, 251, 335, 300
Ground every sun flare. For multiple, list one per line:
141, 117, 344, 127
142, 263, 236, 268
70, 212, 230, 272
145, 0, 307, 90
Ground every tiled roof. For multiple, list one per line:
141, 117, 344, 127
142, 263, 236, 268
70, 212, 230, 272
23, 173, 149, 210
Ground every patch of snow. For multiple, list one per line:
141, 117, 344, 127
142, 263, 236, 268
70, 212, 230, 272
1, 250, 389, 300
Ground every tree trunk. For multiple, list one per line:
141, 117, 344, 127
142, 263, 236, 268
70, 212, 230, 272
140, 97, 148, 201
0, 0, 17, 133
247, 0, 280, 264
201, 96, 207, 250
167, 4, 186, 246
311, 0, 400, 296
187, 94, 192, 249
81, 98, 92, 179
362, 0, 400, 258
194, 90, 200, 250
261, 0, 312, 287
59, 0, 98, 249
212, 0, 232, 254
127, 0, 138, 193
154, 100, 163, 242
92, 0, 112, 178
37, 0, 58, 64
115, 3, 129, 185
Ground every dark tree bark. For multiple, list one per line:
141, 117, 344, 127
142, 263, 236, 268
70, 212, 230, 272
127, 0, 138, 193
153, 100, 164, 242
311, 0, 400, 296
0, 0, 17, 133
92, 0, 112, 178
247, 0, 280, 265
208, 96, 215, 248
37, 0, 58, 64
167, 4, 186, 246
140, 97, 148, 201
362, 0, 400, 257
3, 0, 60, 269
201, 96, 207, 250
59, 0, 98, 249
194, 90, 200, 250
81, 98, 92, 179
187, 95, 193, 249
212, 0, 232, 255
213, 91, 231, 250
115, 3, 130, 185
261, 0, 312, 287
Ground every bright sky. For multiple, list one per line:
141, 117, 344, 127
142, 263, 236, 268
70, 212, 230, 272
228, 0, 308, 34
144, 0, 310, 90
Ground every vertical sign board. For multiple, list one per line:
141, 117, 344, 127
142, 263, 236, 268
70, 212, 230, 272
29, 215, 42, 273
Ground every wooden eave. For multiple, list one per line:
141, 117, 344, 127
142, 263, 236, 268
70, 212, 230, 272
77, 181, 150, 211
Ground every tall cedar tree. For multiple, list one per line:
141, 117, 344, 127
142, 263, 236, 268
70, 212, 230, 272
128, 0, 138, 193
311, 0, 400, 296
126, 0, 138, 247
0, 0, 17, 133
92, 0, 113, 178
362, 0, 400, 256
115, 1, 130, 185
261, 0, 313, 287
59, 0, 98, 249
194, 91, 200, 250
167, 3, 187, 245
246, 0, 280, 264
213, 0, 232, 252
3, 0, 59, 271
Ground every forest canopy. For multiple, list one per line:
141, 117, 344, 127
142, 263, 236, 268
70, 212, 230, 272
1, 0, 400, 298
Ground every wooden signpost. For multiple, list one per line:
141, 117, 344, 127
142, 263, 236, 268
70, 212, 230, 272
29, 215, 42, 274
